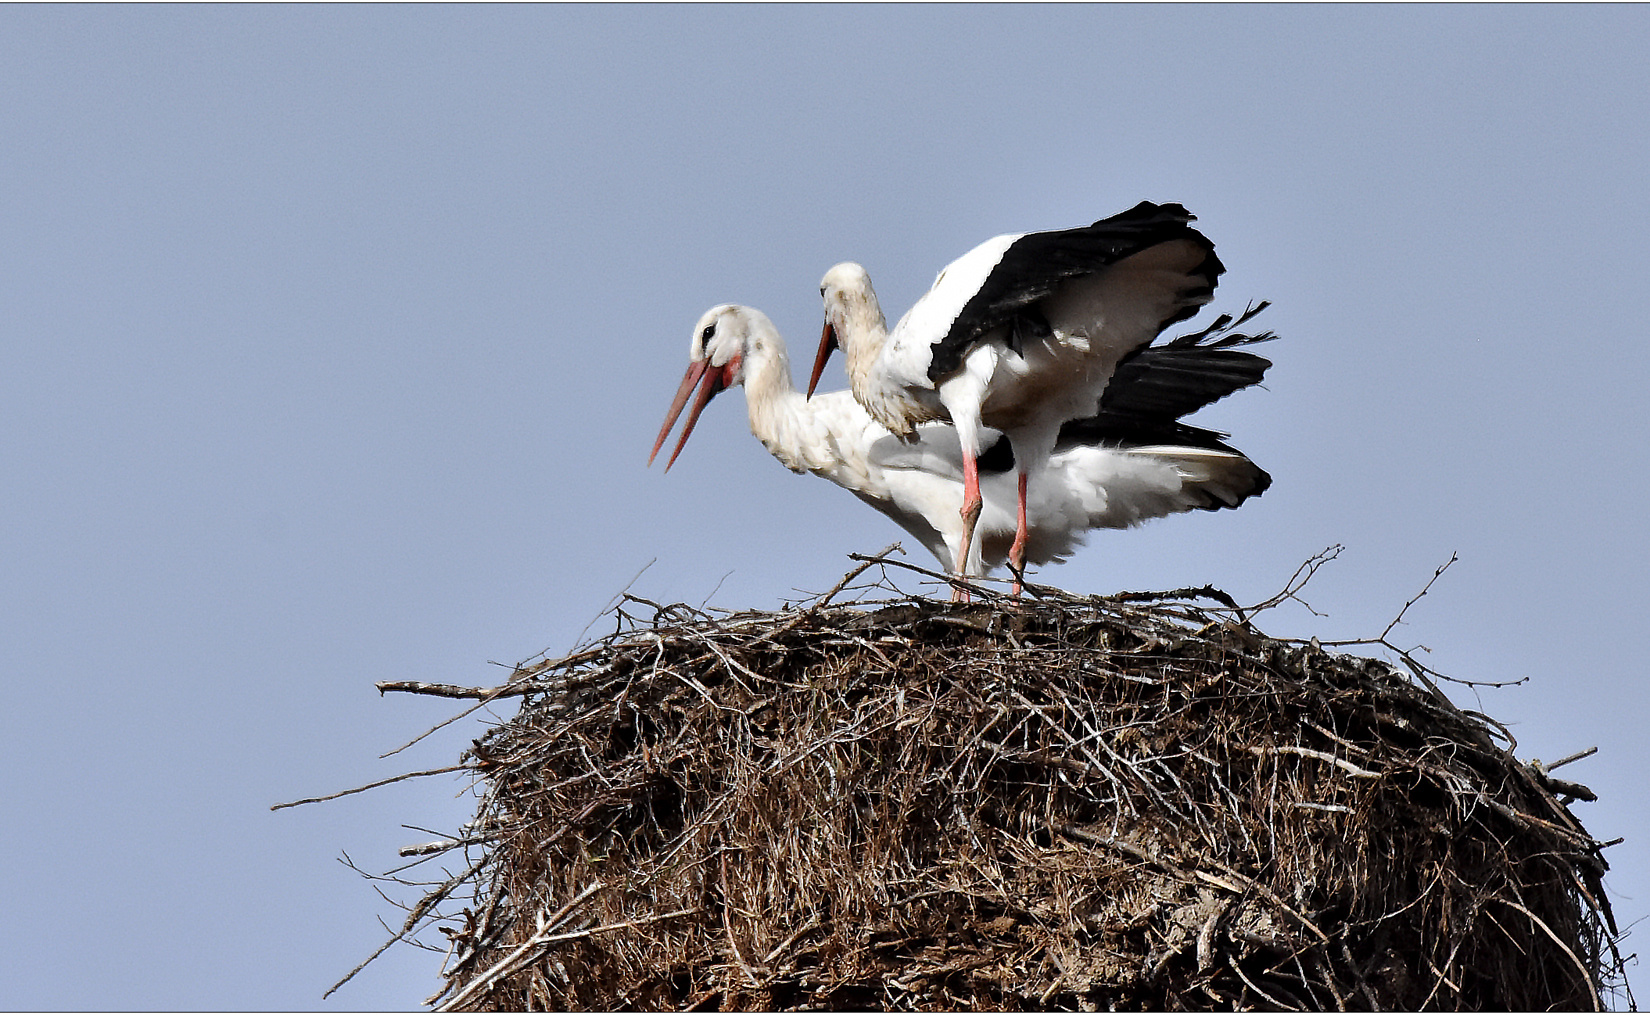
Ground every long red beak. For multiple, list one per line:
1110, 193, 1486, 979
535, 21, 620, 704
807, 320, 838, 399
648, 358, 731, 471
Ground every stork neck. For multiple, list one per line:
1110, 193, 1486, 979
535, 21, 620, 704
740, 334, 796, 408
739, 339, 814, 460
833, 286, 891, 402
748, 366, 849, 478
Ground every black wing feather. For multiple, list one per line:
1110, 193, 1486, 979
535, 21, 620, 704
927, 201, 1224, 382
1052, 305, 1276, 455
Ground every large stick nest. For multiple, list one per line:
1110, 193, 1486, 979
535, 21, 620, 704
385, 554, 1624, 1011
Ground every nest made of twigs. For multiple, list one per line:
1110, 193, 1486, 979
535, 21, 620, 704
380, 554, 1624, 1011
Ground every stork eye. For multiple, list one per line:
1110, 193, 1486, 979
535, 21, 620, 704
701, 323, 716, 342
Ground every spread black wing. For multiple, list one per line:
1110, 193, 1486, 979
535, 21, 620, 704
927, 201, 1225, 382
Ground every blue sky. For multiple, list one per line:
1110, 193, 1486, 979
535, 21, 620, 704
3, 5, 1646, 1008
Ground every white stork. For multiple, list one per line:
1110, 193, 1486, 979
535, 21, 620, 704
652, 303, 1272, 588
810, 201, 1225, 590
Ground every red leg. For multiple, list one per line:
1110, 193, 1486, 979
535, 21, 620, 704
953, 449, 983, 602
1008, 469, 1029, 595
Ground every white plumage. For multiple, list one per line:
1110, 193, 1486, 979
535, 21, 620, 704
653, 304, 1270, 583
811, 201, 1226, 588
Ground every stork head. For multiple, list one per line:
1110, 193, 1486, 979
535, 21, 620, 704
648, 305, 751, 470
810, 262, 875, 399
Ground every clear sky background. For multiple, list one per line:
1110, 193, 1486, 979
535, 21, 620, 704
3, 5, 1646, 1009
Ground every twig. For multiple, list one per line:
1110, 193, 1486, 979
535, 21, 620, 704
1244, 544, 1344, 615
377, 680, 514, 700
325, 855, 485, 999
1109, 584, 1248, 623
761, 917, 823, 966
1229, 953, 1301, 1010
520, 907, 697, 947
432, 882, 608, 1011
378, 699, 495, 760
699, 568, 736, 611
271, 764, 470, 811
1380, 552, 1457, 642
1053, 822, 1171, 871
376, 644, 613, 759
1496, 898, 1602, 1011
1197, 867, 1331, 945
1251, 745, 1382, 780
720, 850, 762, 987
1397, 654, 1513, 755
845, 550, 1011, 601
565, 556, 655, 655
812, 543, 903, 608
398, 834, 495, 858
1543, 746, 1598, 772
